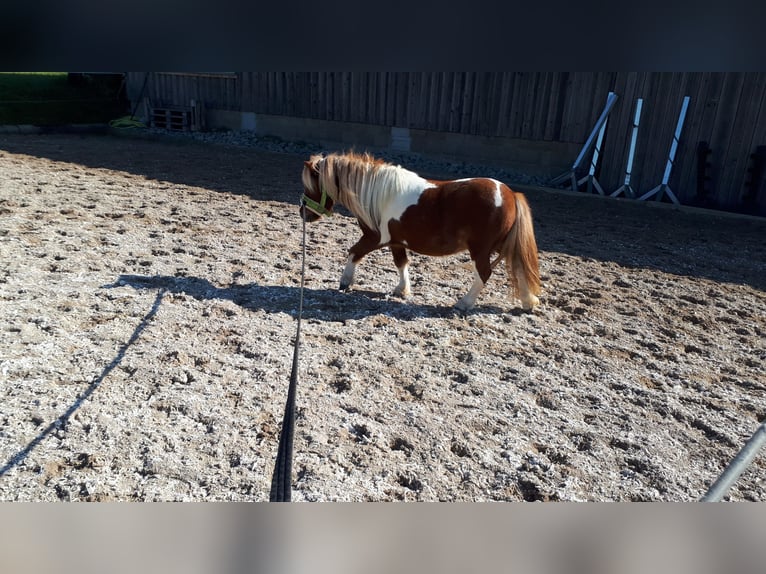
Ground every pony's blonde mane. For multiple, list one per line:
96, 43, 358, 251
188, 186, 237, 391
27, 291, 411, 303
305, 152, 430, 231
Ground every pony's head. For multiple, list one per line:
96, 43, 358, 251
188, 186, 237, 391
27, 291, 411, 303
300, 155, 335, 222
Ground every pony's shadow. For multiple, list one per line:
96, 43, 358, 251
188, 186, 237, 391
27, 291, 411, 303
107, 274, 511, 321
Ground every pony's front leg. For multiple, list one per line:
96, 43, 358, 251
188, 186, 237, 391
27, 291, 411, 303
390, 245, 411, 298
339, 254, 358, 290
340, 231, 380, 290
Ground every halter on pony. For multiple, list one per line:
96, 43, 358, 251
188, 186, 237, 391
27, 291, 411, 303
302, 187, 333, 217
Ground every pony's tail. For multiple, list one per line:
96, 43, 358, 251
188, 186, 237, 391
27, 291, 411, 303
503, 192, 541, 310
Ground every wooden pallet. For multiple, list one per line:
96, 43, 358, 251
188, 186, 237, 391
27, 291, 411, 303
150, 107, 191, 131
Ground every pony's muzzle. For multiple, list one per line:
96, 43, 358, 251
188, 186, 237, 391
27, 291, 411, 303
299, 200, 322, 222
301, 189, 333, 218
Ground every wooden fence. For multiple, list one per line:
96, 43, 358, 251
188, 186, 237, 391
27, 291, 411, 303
126, 72, 766, 215
127, 72, 239, 114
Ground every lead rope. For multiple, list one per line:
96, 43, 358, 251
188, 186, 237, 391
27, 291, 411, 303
269, 207, 307, 502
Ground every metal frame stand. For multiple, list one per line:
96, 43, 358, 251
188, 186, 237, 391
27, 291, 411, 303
638, 96, 690, 204
701, 421, 766, 501
577, 108, 609, 195
611, 98, 643, 199
550, 91, 619, 191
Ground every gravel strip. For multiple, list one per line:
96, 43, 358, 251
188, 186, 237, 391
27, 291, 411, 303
143, 127, 554, 186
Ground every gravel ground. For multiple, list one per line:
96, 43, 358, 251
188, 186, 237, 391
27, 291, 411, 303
0, 130, 765, 501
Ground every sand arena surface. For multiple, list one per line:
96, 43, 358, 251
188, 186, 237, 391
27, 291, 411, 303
0, 133, 764, 501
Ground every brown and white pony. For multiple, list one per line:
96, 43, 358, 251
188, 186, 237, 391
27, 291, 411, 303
300, 152, 541, 312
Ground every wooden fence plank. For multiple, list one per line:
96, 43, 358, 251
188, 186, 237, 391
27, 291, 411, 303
342, 72, 352, 123
720, 73, 763, 210
543, 73, 565, 142
436, 72, 451, 132
301, 72, 312, 118
365, 72, 374, 124
484, 73, 500, 138
741, 75, 766, 211
496, 72, 513, 137
328, 72, 337, 121
321, 72, 330, 121
518, 72, 535, 140
556, 72, 574, 142
709, 73, 746, 209
448, 73, 463, 133
695, 73, 728, 163
637, 73, 667, 195
566, 72, 594, 143
573, 72, 597, 143
523, 72, 540, 139
364, 73, 374, 126
425, 72, 439, 132
636, 73, 674, 196
414, 71, 424, 128
697, 73, 727, 204
310, 72, 319, 119
529, 72, 549, 141
379, 71, 388, 126
675, 72, 710, 201
513, 72, 528, 137
414, 72, 428, 130
458, 72, 472, 134
526, 73, 543, 140
472, 72, 489, 136
347, 72, 357, 123
692, 74, 725, 154
558, 72, 577, 142
257, 72, 266, 114
393, 72, 406, 127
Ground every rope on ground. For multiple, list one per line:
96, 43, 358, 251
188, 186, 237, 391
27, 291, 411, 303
269, 209, 307, 502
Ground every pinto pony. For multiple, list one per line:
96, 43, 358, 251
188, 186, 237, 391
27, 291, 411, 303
300, 152, 541, 312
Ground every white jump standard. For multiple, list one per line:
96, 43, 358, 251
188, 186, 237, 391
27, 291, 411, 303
638, 96, 690, 205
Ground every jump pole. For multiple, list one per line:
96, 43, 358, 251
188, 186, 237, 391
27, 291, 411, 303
550, 91, 618, 191
638, 96, 690, 204
611, 98, 643, 198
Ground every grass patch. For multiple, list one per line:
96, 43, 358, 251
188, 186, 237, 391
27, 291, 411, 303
0, 72, 128, 126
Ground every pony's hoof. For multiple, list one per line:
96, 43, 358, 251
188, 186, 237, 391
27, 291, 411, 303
520, 295, 540, 311
454, 299, 474, 313
393, 287, 411, 298
339, 277, 354, 290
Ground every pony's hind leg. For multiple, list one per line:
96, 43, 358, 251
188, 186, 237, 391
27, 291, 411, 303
390, 245, 411, 297
455, 268, 484, 312
455, 254, 491, 312
507, 258, 540, 311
